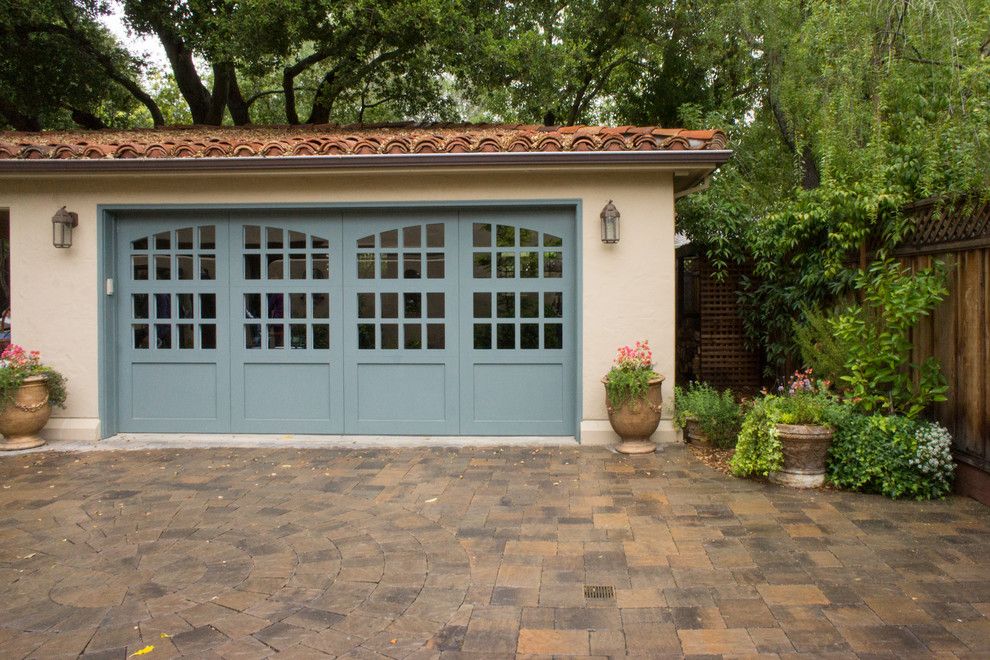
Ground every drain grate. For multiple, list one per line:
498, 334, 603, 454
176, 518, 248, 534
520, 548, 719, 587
584, 585, 615, 599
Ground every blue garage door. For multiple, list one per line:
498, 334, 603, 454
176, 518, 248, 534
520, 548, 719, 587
114, 207, 574, 435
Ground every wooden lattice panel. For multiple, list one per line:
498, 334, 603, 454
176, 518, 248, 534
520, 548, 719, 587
900, 197, 990, 254
697, 260, 763, 394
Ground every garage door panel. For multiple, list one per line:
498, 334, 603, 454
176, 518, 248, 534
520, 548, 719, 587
471, 363, 564, 422
130, 363, 219, 421
242, 363, 333, 422
228, 211, 344, 433
342, 211, 460, 434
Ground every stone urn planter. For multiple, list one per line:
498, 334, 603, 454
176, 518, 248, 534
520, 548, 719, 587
603, 375, 664, 454
769, 423, 834, 488
0, 375, 51, 451
683, 418, 711, 445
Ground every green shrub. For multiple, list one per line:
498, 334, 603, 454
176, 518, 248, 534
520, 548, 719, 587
793, 306, 852, 389
831, 260, 948, 417
673, 383, 742, 449
827, 411, 954, 500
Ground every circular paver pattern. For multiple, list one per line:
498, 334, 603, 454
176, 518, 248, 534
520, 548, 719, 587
1, 485, 471, 657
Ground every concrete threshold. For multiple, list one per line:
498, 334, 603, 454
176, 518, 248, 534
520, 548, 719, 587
4, 433, 581, 454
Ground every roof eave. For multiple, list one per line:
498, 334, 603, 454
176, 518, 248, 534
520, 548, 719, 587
0, 149, 732, 181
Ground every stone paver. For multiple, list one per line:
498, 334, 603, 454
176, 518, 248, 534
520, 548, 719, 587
0, 444, 988, 657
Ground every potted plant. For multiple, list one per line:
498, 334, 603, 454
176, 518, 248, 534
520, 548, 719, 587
730, 369, 837, 488
0, 345, 67, 450
674, 383, 741, 448
602, 340, 664, 454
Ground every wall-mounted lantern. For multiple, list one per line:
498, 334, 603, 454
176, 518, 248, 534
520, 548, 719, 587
600, 200, 620, 244
52, 207, 78, 248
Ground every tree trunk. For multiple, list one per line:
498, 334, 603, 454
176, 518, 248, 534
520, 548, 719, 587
306, 70, 337, 124
69, 107, 108, 129
225, 65, 251, 125
283, 50, 334, 125
156, 27, 212, 123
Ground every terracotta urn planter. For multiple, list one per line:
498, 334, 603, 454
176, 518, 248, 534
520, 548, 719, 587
770, 423, 834, 488
603, 376, 664, 454
0, 375, 51, 451
683, 418, 711, 445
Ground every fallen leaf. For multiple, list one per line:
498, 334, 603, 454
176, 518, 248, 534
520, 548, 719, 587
390, 639, 397, 645
159, 633, 171, 638
424, 498, 437, 503
129, 646, 154, 656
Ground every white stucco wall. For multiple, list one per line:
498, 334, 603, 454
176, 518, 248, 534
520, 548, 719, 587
0, 165, 678, 444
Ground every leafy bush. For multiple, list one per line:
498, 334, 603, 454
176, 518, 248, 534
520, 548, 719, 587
827, 412, 954, 500
604, 340, 660, 408
832, 260, 948, 417
794, 306, 852, 389
731, 371, 839, 477
673, 383, 742, 449
0, 345, 67, 409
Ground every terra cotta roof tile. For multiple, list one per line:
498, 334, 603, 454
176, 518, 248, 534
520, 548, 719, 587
0, 123, 727, 161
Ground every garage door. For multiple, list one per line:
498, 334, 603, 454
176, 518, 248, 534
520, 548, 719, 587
114, 207, 574, 435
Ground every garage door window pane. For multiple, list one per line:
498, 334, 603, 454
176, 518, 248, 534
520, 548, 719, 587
404, 293, 421, 318
427, 293, 444, 318
404, 323, 421, 349
155, 255, 171, 280
244, 293, 261, 319
358, 293, 375, 318
381, 253, 398, 279
543, 252, 562, 278
155, 293, 171, 319
178, 324, 195, 349
403, 253, 421, 279
357, 254, 375, 279
244, 225, 261, 249
267, 324, 284, 349
520, 323, 539, 349
312, 294, 329, 318
176, 228, 194, 250
380, 293, 398, 318
473, 223, 491, 247
544, 292, 562, 317
312, 254, 329, 279
132, 255, 148, 280
520, 228, 538, 247
201, 324, 217, 349
200, 255, 216, 280
133, 294, 149, 319
155, 231, 170, 250
200, 294, 216, 319
133, 324, 149, 349
473, 253, 491, 278
381, 323, 398, 349
519, 292, 539, 318
267, 293, 284, 319
156, 324, 171, 349
474, 323, 491, 349
497, 253, 514, 278
289, 254, 306, 279
290, 324, 307, 349
245, 324, 261, 349
177, 293, 194, 319
244, 254, 261, 280
544, 233, 562, 247
313, 324, 330, 349
426, 223, 444, 247
267, 227, 283, 249
496, 292, 514, 318
358, 324, 375, 349
132, 237, 148, 250
403, 225, 421, 248
427, 324, 444, 349
381, 229, 398, 248
267, 254, 283, 279
177, 255, 194, 280
497, 323, 515, 349
519, 252, 538, 278
290, 293, 307, 319
426, 253, 444, 279
289, 230, 306, 249
199, 225, 216, 250
545, 323, 563, 349
496, 225, 515, 247
473, 292, 490, 318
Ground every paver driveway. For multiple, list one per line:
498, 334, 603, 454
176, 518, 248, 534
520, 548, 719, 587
1, 444, 989, 658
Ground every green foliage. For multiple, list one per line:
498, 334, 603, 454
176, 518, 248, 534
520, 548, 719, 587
794, 306, 852, 389
832, 260, 948, 417
673, 383, 741, 449
827, 411, 954, 500
604, 368, 654, 410
729, 396, 785, 477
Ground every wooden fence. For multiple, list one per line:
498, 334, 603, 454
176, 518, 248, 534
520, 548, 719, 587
898, 197, 990, 504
